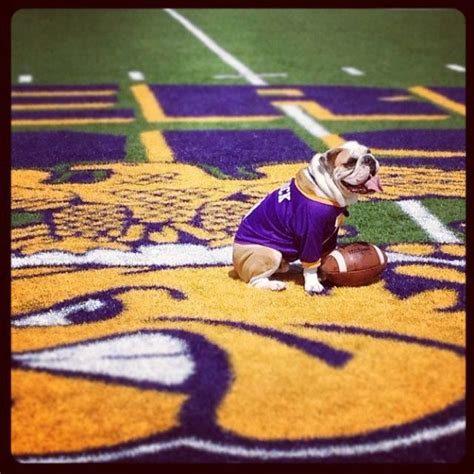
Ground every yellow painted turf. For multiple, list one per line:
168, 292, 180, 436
12, 266, 465, 452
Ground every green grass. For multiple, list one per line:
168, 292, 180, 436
181, 9, 465, 87
200, 164, 231, 179
12, 9, 230, 85
342, 200, 430, 244
423, 197, 465, 220
341, 197, 466, 245
12, 211, 44, 228
423, 198, 465, 241
47, 165, 110, 184
12, 9, 465, 88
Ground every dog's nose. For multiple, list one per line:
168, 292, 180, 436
362, 155, 377, 175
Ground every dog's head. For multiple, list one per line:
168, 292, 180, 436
317, 141, 382, 197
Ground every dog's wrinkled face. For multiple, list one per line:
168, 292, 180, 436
324, 141, 382, 195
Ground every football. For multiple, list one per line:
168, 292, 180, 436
319, 242, 388, 287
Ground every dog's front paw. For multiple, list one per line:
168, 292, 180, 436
305, 281, 325, 295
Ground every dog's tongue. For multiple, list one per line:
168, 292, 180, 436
364, 175, 383, 193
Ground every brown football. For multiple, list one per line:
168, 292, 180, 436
319, 242, 388, 287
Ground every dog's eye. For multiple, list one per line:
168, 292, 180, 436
344, 157, 358, 167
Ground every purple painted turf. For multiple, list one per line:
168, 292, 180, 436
150, 84, 447, 117
342, 129, 465, 153
12, 84, 119, 92
384, 259, 465, 313
12, 131, 126, 167
11, 109, 134, 120
12, 96, 117, 104
449, 220, 465, 235
150, 85, 282, 117
378, 157, 464, 171
429, 86, 465, 104
288, 85, 446, 115
377, 156, 466, 171
163, 129, 314, 177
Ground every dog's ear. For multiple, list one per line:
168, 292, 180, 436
324, 147, 351, 170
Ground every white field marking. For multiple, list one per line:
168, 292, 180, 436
164, 8, 266, 86
18, 418, 465, 463
396, 200, 461, 244
164, 8, 331, 139
11, 243, 233, 269
254, 72, 287, 78
128, 70, 145, 81
13, 332, 195, 387
341, 67, 364, 76
446, 64, 465, 73
12, 298, 105, 327
274, 103, 331, 138
385, 252, 464, 268
11, 243, 465, 270
214, 73, 246, 79
214, 72, 288, 79
18, 74, 33, 83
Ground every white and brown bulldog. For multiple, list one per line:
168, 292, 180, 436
233, 141, 382, 294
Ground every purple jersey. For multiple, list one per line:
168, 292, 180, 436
234, 177, 346, 268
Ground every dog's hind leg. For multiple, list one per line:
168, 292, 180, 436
250, 276, 287, 291
276, 259, 290, 273
233, 243, 288, 291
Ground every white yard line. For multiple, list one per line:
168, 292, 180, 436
164, 8, 266, 86
18, 74, 33, 83
275, 103, 331, 138
164, 8, 331, 139
446, 64, 465, 73
129, 71, 145, 81
341, 67, 364, 76
214, 72, 287, 79
254, 72, 288, 78
396, 200, 461, 244
214, 73, 246, 79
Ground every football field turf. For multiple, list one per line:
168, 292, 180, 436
11, 9, 465, 463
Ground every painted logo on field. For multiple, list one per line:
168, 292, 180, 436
11, 82, 465, 462
12, 247, 465, 461
11, 159, 465, 256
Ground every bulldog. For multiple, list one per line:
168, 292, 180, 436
232, 141, 382, 294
